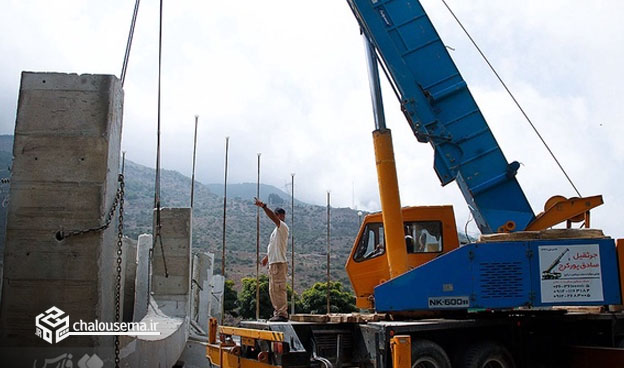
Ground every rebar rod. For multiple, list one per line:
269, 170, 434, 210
221, 136, 229, 324
290, 173, 295, 315
326, 191, 331, 314
256, 153, 261, 320
190, 115, 198, 208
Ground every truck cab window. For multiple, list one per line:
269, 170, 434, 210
355, 221, 442, 261
405, 221, 442, 253
354, 223, 385, 262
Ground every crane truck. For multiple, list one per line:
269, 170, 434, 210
205, 1, 624, 367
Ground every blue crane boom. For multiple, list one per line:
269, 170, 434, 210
344, 0, 620, 314
346, 0, 535, 234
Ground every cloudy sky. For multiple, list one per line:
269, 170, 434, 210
1, 0, 622, 238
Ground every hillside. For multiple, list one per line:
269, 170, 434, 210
123, 160, 361, 292
207, 183, 306, 206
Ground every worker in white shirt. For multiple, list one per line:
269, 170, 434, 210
255, 198, 290, 322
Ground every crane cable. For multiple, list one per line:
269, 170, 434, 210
439, 0, 582, 197
151, 0, 169, 290
120, 0, 141, 87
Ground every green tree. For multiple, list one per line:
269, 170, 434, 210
300, 281, 356, 314
223, 279, 238, 317
238, 275, 301, 319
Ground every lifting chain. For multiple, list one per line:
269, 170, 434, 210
114, 173, 125, 368
53, 173, 125, 366
1, 177, 10, 208
55, 179, 123, 241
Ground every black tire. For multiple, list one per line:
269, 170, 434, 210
411, 339, 452, 368
460, 341, 515, 368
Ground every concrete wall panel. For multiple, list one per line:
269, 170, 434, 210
0, 72, 123, 364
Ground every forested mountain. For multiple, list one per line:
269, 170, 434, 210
122, 160, 362, 292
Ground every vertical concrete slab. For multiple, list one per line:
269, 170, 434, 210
118, 209, 192, 367
191, 251, 214, 332
152, 207, 192, 318
122, 237, 137, 323
133, 234, 152, 322
0, 72, 123, 364
119, 298, 187, 368
197, 252, 214, 331
191, 253, 200, 323
209, 275, 225, 323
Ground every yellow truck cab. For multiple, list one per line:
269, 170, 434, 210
346, 205, 460, 309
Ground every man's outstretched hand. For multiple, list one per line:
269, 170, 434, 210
254, 197, 266, 208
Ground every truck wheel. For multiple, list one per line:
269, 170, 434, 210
411, 339, 451, 368
460, 341, 515, 368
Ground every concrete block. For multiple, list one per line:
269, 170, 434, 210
11, 134, 109, 183
209, 275, 224, 323
6, 182, 106, 231
0, 279, 98, 347
3, 229, 99, 280
154, 295, 190, 317
16, 91, 108, 136
191, 253, 201, 322
133, 234, 152, 322
196, 252, 214, 331
0, 72, 123, 362
152, 274, 189, 295
119, 299, 189, 368
151, 208, 192, 317
15, 72, 123, 137
153, 255, 192, 282
123, 237, 137, 323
